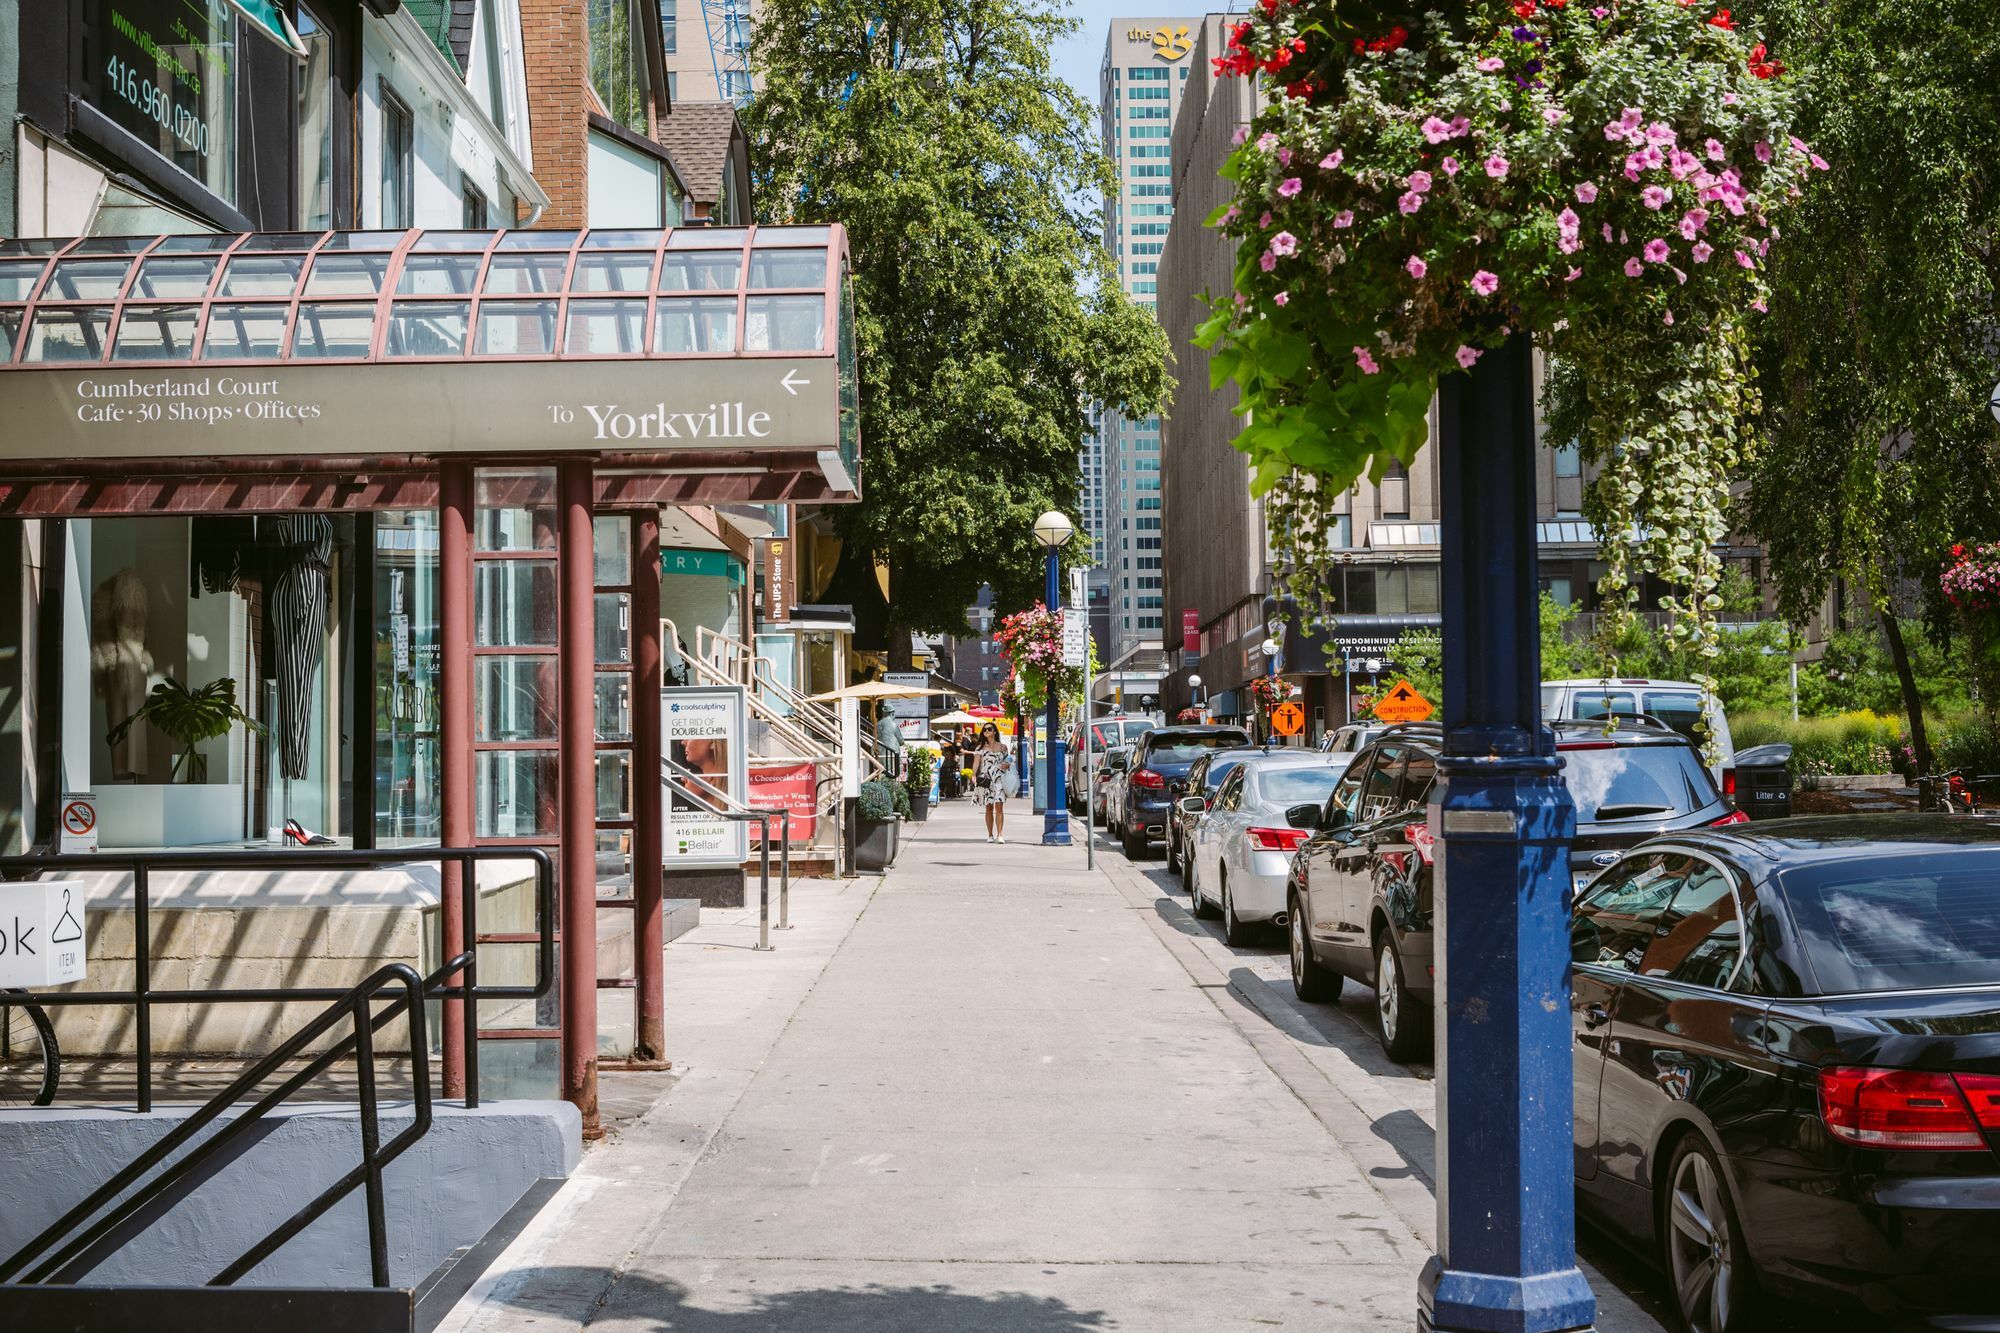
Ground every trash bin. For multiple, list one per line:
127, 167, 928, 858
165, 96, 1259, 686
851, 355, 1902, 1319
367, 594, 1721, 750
1732, 743, 1793, 820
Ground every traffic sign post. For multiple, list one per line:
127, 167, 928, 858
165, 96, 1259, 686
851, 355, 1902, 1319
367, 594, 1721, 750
1270, 700, 1305, 737
1372, 680, 1434, 724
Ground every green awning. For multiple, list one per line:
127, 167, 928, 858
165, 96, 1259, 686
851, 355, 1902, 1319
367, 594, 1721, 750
663, 550, 746, 584
228, 0, 310, 59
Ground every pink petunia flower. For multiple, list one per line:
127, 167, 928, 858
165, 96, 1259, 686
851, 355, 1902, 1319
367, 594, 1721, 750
1408, 170, 1434, 193
1477, 56, 1505, 72
1706, 138, 1726, 161
1591, 5, 1608, 15
1669, 150, 1701, 180
1624, 256, 1645, 278
1663, 310, 1674, 326
1273, 291, 1290, 306
1810, 153, 1830, 171
1277, 148, 1293, 166
1259, 251, 1277, 272
1691, 241, 1713, 263
1332, 210, 1354, 228
1406, 255, 1428, 280
1470, 270, 1500, 297
1270, 231, 1299, 256
1399, 191, 1425, 215
1754, 141, 1773, 163
1421, 116, 1454, 144
1277, 176, 1303, 198
1485, 155, 1511, 179
1576, 181, 1600, 203
1645, 122, 1676, 147
1353, 346, 1381, 375
1735, 250, 1755, 269
1560, 234, 1583, 254
1232, 126, 1249, 147
1442, 157, 1462, 177
1321, 149, 1344, 169
1557, 207, 1581, 233
1219, 205, 1240, 226
1449, 116, 1471, 137
1259, 211, 1273, 227
1256, 132, 1279, 152
1566, 266, 1584, 281
1602, 223, 1616, 242
1643, 238, 1671, 263
1642, 185, 1672, 210
1455, 346, 1482, 369
1678, 208, 1709, 239
1542, 106, 1565, 126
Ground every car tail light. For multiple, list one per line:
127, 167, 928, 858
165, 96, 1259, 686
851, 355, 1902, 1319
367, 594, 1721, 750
1709, 809, 1751, 827
1722, 768, 1738, 797
1130, 769, 1165, 790
1248, 827, 1309, 852
1818, 1067, 1997, 1151
1557, 741, 1615, 751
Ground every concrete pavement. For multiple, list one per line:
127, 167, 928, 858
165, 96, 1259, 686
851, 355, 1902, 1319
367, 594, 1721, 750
441, 796, 1665, 1332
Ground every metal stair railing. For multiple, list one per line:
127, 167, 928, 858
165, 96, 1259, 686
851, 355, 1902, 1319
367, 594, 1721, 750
2, 961, 429, 1289
665, 617, 884, 781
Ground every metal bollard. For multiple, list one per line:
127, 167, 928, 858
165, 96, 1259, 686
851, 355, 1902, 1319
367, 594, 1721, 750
755, 814, 774, 951
779, 810, 793, 929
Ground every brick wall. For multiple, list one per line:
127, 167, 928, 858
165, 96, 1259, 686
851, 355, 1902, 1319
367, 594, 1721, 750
518, 0, 588, 226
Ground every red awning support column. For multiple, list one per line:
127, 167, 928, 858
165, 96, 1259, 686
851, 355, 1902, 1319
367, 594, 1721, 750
560, 460, 602, 1138
631, 509, 666, 1062
438, 460, 473, 1101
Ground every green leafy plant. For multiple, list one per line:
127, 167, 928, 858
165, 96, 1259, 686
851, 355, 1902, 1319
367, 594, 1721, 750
903, 747, 938, 796
858, 779, 901, 822
107, 676, 263, 784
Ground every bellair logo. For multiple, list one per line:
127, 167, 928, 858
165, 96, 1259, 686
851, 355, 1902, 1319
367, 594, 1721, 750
1126, 24, 1194, 61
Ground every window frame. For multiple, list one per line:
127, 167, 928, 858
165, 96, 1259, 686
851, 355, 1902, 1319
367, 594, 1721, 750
378, 80, 415, 229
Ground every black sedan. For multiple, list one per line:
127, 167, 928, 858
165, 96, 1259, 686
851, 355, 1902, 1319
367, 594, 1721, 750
1165, 745, 1259, 877
1569, 817, 2000, 1333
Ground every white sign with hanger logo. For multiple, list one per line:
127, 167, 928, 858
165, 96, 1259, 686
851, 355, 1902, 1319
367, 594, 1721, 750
0, 880, 88, 986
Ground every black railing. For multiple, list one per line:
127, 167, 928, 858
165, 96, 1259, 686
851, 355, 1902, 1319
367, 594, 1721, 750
0, 845, 555, 1112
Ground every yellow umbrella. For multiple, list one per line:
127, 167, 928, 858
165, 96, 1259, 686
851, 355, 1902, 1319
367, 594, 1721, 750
805, 680, 951, 703
931, 709, 982, 726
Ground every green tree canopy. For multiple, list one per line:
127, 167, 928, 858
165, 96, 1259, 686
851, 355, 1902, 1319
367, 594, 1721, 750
742, 0, 1171, 643
1746, 0, 2000, 764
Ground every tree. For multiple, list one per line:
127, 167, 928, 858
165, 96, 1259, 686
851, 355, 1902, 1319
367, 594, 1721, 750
741, 0, 1171, 655
1746, 0, 2000, 772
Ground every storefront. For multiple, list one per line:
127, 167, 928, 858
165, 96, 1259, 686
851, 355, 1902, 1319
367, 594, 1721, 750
0, 221, 859, 1129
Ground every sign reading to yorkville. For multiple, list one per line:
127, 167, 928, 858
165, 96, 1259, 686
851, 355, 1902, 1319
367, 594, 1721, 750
0, 360, 838, 460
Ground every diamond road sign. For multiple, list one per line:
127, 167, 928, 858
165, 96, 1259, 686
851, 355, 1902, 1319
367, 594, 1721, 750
1372, 679, 1434, 723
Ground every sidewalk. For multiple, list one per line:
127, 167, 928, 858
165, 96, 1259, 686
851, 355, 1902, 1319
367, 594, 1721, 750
441, 797, 1661, 1332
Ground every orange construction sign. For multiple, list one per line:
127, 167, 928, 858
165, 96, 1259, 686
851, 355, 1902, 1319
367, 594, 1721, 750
1372, 679, 1435, 723
1270, 701, 1306, 737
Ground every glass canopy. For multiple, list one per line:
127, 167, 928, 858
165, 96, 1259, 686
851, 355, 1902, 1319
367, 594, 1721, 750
0, 226, 846, 367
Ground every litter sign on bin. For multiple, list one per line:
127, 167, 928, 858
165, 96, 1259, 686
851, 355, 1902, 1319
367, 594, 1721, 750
0, 880, 88, 986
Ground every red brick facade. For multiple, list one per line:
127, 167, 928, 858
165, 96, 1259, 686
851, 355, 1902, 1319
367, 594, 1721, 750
518, 0, 589, 227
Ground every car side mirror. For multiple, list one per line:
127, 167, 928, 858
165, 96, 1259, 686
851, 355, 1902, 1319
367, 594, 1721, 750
1285, 802, 1322, 830
1324, 805, 1349, 829
1177, 796, 1205, 815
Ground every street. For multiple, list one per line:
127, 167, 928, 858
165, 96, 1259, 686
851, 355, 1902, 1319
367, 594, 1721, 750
441, 799, 1670, 1332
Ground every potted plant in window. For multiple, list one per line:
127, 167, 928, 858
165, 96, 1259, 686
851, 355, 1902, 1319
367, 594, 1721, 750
107, 677, 262, 784
855, 778, 904, 871
903, 746, 938, 823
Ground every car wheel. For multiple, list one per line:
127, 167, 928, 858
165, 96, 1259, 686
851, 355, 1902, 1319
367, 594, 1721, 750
1166, 831, 1181, 874
1290, 896, 1340, 1003
1222, 873, 1254, 947
1122, 824, 1146, 859
1662, 1137, 1758, 1333
1188, 861, 1216, 919
1373, 934, 1430, 1062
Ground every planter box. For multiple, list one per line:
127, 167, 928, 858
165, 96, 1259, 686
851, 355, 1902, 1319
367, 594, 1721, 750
855, 816, 900, 872
1801, 773, 1903, 792
906, 791, 931, 823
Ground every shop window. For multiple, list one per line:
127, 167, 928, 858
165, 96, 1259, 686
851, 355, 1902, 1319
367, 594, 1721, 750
374, 511, 441, 845
298, 5, 336, 229
81, 0, 238, 205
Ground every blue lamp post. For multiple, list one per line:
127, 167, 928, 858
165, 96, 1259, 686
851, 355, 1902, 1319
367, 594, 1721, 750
1034, 510, 1075, 846
1419, 334, 1596, 1333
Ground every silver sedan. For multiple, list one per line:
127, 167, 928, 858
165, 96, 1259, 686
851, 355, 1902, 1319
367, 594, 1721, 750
1184, 752, 1355, 946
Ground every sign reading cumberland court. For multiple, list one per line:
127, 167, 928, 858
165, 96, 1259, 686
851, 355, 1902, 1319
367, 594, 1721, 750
0, 225, 858, 473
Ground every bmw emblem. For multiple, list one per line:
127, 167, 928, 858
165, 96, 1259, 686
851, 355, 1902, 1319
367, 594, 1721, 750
1590, 852, 1619, 868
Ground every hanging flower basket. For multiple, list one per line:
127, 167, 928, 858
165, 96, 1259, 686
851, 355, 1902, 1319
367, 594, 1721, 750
1198, 0, 1818, 711
1943, 543, 2000, 703
1247, 674, 1290, 715
992, 602, 1092, 715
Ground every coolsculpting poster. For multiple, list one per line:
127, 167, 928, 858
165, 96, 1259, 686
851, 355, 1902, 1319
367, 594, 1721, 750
664, 686, 748, 867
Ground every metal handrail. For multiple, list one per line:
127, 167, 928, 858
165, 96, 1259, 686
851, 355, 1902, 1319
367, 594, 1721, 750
0, 845, 555, 1112
1, 961, 430, 1289
664, 758, 791, 948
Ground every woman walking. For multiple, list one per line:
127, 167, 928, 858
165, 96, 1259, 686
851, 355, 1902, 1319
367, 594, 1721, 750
973, 722, 1013, 842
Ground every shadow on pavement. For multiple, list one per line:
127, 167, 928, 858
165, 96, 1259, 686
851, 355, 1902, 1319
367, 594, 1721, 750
491, 1269, 1110, 1331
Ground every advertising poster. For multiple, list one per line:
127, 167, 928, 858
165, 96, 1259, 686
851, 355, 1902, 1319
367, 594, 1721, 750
664, 686, 748, 867
885, 671, 932, 740
747, 761, 818, 844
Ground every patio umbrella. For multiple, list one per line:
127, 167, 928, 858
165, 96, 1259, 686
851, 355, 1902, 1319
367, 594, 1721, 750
266, 514, 332, 781
931, 709, 982, 727
804, 680, 950, 703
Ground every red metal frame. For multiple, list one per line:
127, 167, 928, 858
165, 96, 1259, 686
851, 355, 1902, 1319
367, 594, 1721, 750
558, 461, 601, 1137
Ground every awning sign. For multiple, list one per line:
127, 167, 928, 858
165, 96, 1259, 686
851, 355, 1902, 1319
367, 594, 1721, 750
0, 881, 88, 986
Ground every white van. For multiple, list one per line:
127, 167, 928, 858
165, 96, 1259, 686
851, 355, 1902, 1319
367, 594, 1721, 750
1540, 678, 1736, 791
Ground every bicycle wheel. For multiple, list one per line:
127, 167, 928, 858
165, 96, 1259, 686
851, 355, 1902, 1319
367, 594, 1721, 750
0, 989, 58, 1107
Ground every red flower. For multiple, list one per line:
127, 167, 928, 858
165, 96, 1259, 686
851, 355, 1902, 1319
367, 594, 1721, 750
1513, 0, 1536, 16
1259, 0, 1279, 15
1708, 8, 1733, 28
1748, 41, 1766, 61
1352, 36, 1367, 53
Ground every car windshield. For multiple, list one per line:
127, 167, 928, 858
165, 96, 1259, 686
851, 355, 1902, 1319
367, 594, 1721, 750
1779, 852, 2000, 993
1255, 766, 1346, 805
1560, 746, 1715, 821
1641, 691, 1708, 745
1120, 719, 1156, 743
1147, 731, 1251, 763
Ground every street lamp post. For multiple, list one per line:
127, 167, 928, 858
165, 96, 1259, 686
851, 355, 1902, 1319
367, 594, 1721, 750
1189, 673, 1203, 721
1035, 510, 1075, 847
1420, 333, 1595, 1333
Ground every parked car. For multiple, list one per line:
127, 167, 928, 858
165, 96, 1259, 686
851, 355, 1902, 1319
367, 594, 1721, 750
1565, 817, 2000, 1332
1095, 744, 1133, 830
1184, 752, 1355, 945
1287, 719, 1742, 1060
1166, 746, 1260, 876
1119, 725, 1254, 858
1318, 722, 1390, 756
1067, 715, 1157, 814
1542, 677, 1735, 789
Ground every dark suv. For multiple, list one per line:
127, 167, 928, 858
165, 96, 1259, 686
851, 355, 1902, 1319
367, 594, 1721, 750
1119, 726, 1253, 858
1286, 719, 1742, 1061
